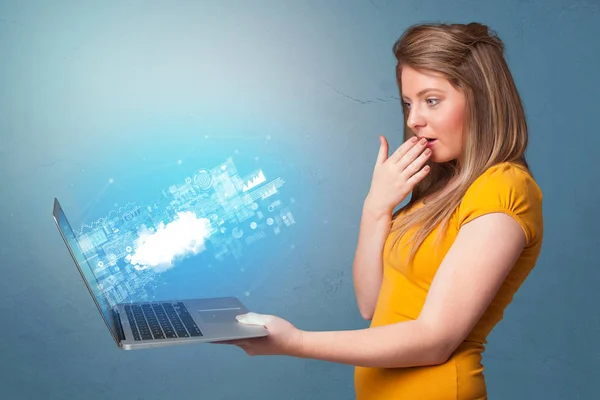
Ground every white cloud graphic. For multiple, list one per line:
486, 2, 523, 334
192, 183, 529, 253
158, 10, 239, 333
126, 211, 212, 273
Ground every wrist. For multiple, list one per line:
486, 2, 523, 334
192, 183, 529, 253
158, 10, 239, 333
363, 200, 392, 221
292, 329, 307, 358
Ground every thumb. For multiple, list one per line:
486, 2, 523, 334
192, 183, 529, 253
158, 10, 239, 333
236, 312, 273, 326
376, 135, 389, 164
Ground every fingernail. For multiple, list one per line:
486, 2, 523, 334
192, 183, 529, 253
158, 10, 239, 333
235, 315, 244, 321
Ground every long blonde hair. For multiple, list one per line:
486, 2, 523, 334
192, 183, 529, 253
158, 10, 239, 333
390, 22, 530, 265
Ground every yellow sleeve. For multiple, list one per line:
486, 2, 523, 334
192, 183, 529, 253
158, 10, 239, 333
457, 163, 543, 247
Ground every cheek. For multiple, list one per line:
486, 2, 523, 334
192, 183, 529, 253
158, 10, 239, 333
438, 108, 464, 146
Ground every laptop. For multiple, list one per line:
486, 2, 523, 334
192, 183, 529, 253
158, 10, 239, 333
52, 198, 269, 350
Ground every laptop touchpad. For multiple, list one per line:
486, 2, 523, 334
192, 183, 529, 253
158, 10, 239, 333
197, 309, 241, 323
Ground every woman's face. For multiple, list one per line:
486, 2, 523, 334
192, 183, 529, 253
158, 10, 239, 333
400, 66, 466, 163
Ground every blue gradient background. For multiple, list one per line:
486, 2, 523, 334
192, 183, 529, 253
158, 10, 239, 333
1, 1, 599, 399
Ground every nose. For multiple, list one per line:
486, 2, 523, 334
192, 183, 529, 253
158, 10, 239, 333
407, 107, 426, 131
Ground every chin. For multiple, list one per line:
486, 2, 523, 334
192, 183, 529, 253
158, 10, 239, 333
430, 151, 459, 164
430, 155, 449, 164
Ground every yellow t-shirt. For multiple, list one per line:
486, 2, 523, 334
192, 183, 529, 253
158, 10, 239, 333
354, 162, 544, 400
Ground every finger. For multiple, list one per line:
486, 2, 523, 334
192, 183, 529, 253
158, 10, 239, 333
376, 135, 389, 164
236, 312, 273, 326
406, 164, 431, 186
401, 147, 431, 177
214, 339, 247, 345
396, 137, 429, 170
388, 136, 420, 163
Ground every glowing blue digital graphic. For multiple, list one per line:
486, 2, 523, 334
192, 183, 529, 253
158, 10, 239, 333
75, 157, 295, 307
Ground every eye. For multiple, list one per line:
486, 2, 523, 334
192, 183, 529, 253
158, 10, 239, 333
426, 98, 440, 107
402, 101, 411, 110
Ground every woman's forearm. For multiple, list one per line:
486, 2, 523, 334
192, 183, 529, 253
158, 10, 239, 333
352, 200, 393, 319
296, 320, 447, 368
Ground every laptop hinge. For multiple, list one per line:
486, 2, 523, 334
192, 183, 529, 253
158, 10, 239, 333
112, 308, 126, 342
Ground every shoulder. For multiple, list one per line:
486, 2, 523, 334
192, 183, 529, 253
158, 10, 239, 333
465, 162, 541, 201
457, 162, 543, 246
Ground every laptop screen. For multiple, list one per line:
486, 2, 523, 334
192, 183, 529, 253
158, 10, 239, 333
53, 199, 120, 346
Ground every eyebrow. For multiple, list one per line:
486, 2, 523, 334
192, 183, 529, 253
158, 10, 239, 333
402, 88, 445, 101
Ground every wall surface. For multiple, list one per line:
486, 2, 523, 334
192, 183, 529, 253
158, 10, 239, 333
1, 1, 599, 398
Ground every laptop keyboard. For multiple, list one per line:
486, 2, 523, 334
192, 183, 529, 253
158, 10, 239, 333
124, 302, 203, 341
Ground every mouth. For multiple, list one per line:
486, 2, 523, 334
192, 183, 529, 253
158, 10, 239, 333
418, 136, 437, 145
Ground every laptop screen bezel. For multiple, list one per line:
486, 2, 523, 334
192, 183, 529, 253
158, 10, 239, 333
52, 198, 121, 347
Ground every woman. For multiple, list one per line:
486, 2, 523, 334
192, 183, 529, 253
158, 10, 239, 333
219, 22, 544, 399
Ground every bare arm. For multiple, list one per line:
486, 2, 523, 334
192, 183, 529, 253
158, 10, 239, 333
352, 135, 431, 320
298, 213, 527, 368
352, 200, 392, 320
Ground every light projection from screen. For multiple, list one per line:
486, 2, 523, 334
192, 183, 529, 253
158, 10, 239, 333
73, 157, 296, 307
